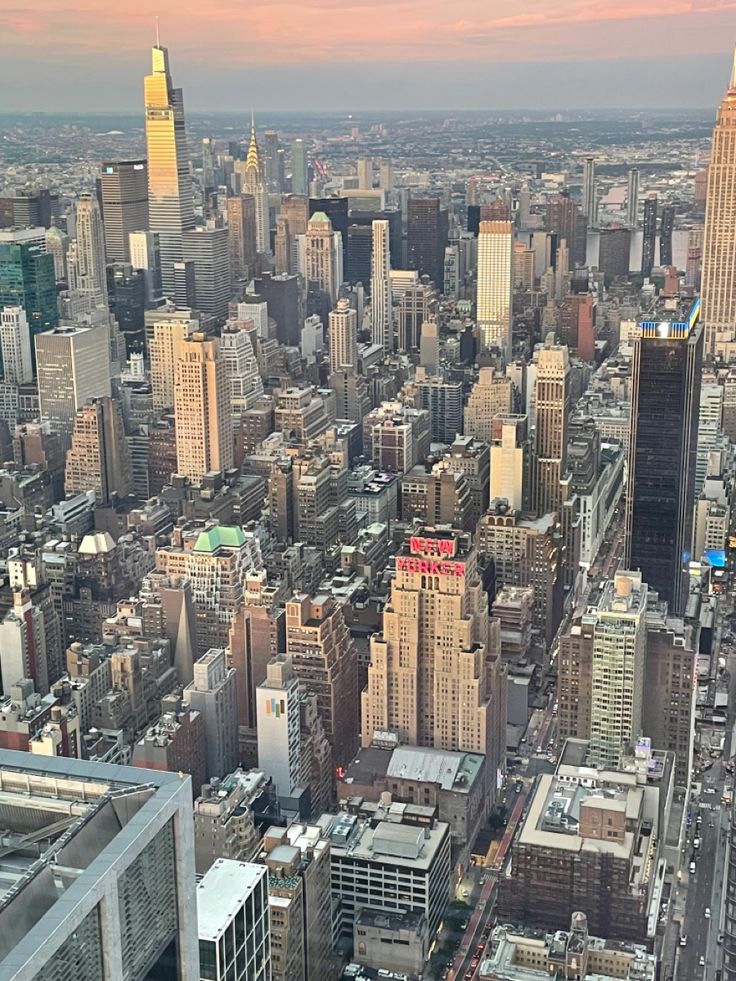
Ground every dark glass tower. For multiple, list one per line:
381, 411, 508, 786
641, 194, 658, 277
659, 204, 675, 267
625, 297, 703, 614
407, 197, 449, 291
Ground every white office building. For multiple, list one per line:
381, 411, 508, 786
476, 220, 513, 355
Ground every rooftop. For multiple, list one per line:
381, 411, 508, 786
197, 859, 265, 940
193, 526, 247, 552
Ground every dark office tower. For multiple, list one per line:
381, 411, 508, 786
597, 225, 631, 284
227, 193, 257, 283
407, 198, 449, 290
98, 160, 149, 262
625, 297, 703, 615
309, 197, 348, 257
255, 272, 300, 346
201, 137, 215, 189
467, 204, 481, 236
659, 204, 675, 267
291, 138, 309, 195
106, 263, 146, 348
641, 193, 658, 278
0, 187, 59, 229
346, 224, 372, 284
350, 208, 402, 267
544, 191, 586, 265
264, 130, 282, 192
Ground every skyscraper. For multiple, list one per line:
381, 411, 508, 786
303, 212, 342, 308
370, 219, 392, 353
0, 227, 58, 351
582, 155, 596, 222
329, 297, 358, 373
98, 159, 148, 262
227, 194, 257, 283
476, 219, 513, 355
67, 193, 109, 309
0, 751, 199, 980
185, 648, 239, 781
659, 204, 675, 267
264, 129, 282, 192
407, 198, 449, 290
36, 324, 112, 448
544, 192, 587, 266
237, 119, 270, 254
291, 139, 309, 196
64, 396, 132, 504
532, 337, 570, 518
701, 54, 736, 356
144, 42, 195, 300
626, 167, 639, 227
0, 305, 33, 384
182, 226, 231, 320
625, 297, 703, 614
357, 156, 373, 189
589, 571, 647, 768
361, 528, 505, 799
641, 193, 658, 278
149, 315, 198, 410
174, 332, 234, 484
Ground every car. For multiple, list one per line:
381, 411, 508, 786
462, 889, 469, 897
700, 956, 706, 967
694, 837, 700, 850
705, 787, 717, 795
679, 935, 687, 947
689, 862, 696, 874
706, 907, 712, 919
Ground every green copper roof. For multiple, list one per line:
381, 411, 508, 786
310, 211, 330, 224
193, 526, 247, 552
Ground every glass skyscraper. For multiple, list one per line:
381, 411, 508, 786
0, 227, 58, 370
625, 296, 703, 614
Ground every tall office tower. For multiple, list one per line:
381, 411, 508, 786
150, 315, 197, 410
415, 372, 464, 443
227, 194, 257, 282
276, 196, 309, 274
444, 244, 459, 299
304, 212, 342, 307
237, 120, 270, 254
641, 193, 657, 278
518, 182, 531, 228
626, 167, 639, 227
256, 656, 302, 803
309, 197, 349, 257
357, 156, 373, 189
588, 571, 647, 767
185, 648, 238, 781
370, 219, 392, 353
556, 612, 595, 742
476, 219, 513, 355
0, 752, 199, 980
0, 591, 50, 695
291, 139, 309, 196
0, 305, 33, 384
659, 204, 675, 267
701, 55, 736, 355
174, 332, 234, 484
361, 529, 505, 800
419, 317, 439, 373
0, 227, 58, 352
582, 155, 596, 222
67, 193, 108, 309
464, 368, 514, 441
598, 225, 631, 284
379, 158, 394, 190
197, 860, 270, 981
397, 284, 431, 351
65, 396, 132, 504
544, 192, 587, 266
329, 297, 358, 373
407, 198, 449, 290
489, 414, 528, 510
686, 226, 703, 290
626, 297, 703, 614
36, 324, 112, 447
98, 159, 148, 262
182, 226, 231, 320
144, 41, 195, 300
286, 593, 359, 767
129, 228, 161, 305
263, 130, 281, 192
45, 223, 70, 283
532, 337, 570, 517
201, 137, 215, 189
220, 323, 263, 419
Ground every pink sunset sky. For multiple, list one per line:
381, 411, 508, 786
1, 0, 735, 109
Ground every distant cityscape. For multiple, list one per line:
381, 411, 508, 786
0, 33, 736, 981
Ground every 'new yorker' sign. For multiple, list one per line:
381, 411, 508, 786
397, 537, 465, 576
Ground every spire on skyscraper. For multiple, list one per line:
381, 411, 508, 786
730, 45, 736, 91
245, 114, 263, 178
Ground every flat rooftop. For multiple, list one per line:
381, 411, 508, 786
197, 859, 265, 940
